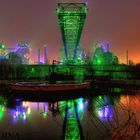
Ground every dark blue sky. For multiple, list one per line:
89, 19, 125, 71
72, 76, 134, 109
0, 0, 140, 63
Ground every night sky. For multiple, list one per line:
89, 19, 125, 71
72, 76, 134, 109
0, 0, 140, 64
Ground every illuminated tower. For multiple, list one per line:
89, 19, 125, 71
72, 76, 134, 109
44, 45, 48, 64
38, 48, 40, 64
57, 2, 87, 62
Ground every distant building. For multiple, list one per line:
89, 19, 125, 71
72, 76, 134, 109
0, 43, 8, 59
15, 41, 31, 64
93, 42, 119, 65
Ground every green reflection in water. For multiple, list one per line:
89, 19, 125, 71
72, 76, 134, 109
42, 112, 47, 119
0, 105, 3, 120
59, 98, 87, 140
0, 96, 7, 120
65, 101, 80, 140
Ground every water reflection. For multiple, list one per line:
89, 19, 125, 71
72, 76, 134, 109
42, 102, 48, 119
0, 88, 140, 140
59, 98, 88, 140
12, 101, 31, 122
93, 95, 119, 122
97, 105, 113, 120
0, 96, 7, 120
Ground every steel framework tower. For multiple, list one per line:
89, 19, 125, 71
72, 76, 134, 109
57, 3, 87, 61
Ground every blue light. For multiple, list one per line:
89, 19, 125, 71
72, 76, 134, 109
97, 105, 113, 120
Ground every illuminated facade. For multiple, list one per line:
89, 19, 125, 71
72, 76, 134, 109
15, 41, 31, 64
93, 42, 119, 65
0, 43, 8, 60
57, 3, 87, 62
60, 44, 85, 64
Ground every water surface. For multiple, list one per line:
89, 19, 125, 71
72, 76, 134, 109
0, 88, 140, 140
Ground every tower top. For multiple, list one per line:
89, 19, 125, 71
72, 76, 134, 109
58, 0, 87, 4
57, 2, 87, 61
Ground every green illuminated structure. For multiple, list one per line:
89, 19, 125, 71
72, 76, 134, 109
0, 43, 7, 57
64, 101, 81, 140
0, 96, 7, 120
57, 3, 87, 62
60, 98, 86, 140
92, 43, 119, 65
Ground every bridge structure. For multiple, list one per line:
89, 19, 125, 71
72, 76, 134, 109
56, 2, 88, 62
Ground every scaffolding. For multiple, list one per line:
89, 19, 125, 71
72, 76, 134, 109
57, 3, 87, 61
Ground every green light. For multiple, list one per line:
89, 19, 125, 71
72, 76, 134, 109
2, 45, 5, 49
42, 112, 47, 118
19, 114, 23, 119
97, 59, 101, 64
99, 96, 102, 100
0, 44, 6, 50
0, 105, 3, 120
0, 111, 3, 120
31, 68, 35, 73
67, 101, 73, 108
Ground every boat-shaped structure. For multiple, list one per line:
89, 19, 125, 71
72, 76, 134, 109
11, 81, 90, 94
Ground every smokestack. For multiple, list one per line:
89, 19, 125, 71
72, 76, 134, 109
38, 48, 40, 64
44, 45, 48, 64
126, 50, 128, 65
107, 43, 110, 52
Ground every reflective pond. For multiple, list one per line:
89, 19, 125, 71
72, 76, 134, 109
0, 88, 140, 140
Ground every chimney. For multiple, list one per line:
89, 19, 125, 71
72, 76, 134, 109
44, 45, 48, 64
38, 48, 40, 64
